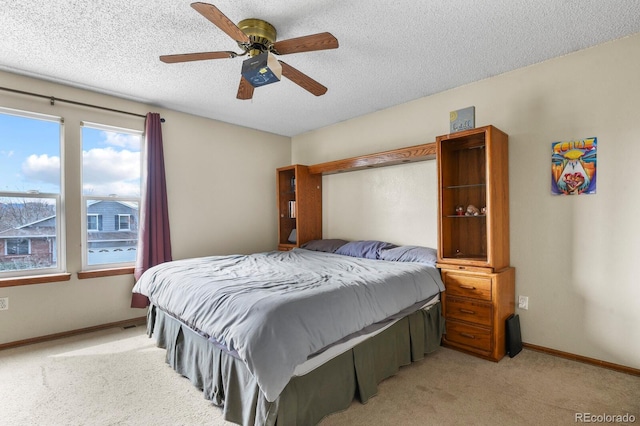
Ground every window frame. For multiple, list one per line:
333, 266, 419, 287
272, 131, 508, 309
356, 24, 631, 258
116, 214, 132, 231
87, 214, 100, 231
5, 238, 31, 255
80, 122, 142, 271
0, 107, 65, 279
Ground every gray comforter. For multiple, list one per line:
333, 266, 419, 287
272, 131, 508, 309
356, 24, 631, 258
132, 248, 444, 402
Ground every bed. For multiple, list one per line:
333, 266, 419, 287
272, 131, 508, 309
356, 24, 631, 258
132, 240, 445, 426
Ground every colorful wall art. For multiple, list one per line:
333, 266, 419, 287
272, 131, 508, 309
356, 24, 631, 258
551, 137, 597, 195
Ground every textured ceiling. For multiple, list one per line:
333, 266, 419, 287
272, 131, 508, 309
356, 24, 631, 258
1, 1, 640, 137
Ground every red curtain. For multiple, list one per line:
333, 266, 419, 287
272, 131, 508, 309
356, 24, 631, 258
131, 113, 172, 308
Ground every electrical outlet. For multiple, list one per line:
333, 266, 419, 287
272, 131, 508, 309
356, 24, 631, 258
0, 297, 8, 311
518, 295, 528, 310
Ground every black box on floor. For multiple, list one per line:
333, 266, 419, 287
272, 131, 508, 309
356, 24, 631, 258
505, 314, 522, 358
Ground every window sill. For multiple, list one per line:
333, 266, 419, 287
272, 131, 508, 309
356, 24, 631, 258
77, 267, 134, 280
0, 273, 72, 288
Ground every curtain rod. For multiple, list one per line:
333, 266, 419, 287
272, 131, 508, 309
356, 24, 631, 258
0, 86, 165, 122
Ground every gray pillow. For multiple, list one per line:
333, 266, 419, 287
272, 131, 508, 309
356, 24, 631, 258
300, 239, 349, 253
379, 245, 438, 265
334, 240, 396, 259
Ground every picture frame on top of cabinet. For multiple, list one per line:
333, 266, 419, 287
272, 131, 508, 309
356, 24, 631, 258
450, 106, 475, 133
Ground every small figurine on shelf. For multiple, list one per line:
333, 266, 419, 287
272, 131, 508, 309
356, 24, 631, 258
455, 205, 465, 216
465, 204, 480, 216
481, 206, 487, 215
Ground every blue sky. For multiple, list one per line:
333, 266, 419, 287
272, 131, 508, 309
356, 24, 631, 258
0, 111, 141, 197
0, 112, 60, 193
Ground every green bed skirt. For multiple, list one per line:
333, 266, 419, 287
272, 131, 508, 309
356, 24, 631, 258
147, 301, 444, 426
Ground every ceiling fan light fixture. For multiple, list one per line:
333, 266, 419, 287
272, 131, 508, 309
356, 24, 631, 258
241, 52, 282, 88
162, 3, 338, 99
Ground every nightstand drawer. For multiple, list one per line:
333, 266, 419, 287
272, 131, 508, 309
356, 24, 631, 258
445, 320, 492, 352
445, 296, 492, 326
443, 272, 492, 301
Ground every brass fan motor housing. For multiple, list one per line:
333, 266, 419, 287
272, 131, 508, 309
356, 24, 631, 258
238, 18, 277, 57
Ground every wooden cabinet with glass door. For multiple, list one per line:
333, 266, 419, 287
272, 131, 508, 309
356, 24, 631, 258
436, 125, 515, 361
276, 165, 322, 251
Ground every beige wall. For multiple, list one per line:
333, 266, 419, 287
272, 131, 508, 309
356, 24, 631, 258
293, 33, 640, 370
0, 71, 291, 345
2, 32, 639, 371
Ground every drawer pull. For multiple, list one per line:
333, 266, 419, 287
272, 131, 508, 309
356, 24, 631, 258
459, 308, 476, 315
459, 284, 476, 290
460, 333, 476, 339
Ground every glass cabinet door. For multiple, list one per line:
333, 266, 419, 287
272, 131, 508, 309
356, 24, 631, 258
437, 126, 510, 270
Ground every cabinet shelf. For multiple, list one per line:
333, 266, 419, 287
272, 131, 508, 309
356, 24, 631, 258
437, 125, 514, 362
451, 255, 487, 261
276, 165, 322, 251
444, 183, 486, 189
437, 126, 509, 270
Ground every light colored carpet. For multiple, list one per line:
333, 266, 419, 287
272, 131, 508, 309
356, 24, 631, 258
0, 325, 638, 426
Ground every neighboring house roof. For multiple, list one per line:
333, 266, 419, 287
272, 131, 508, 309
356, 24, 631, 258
0, 227, 56, 238
0, 215, 56, 238
14, 214, 56, 229
87, 231, 138, 242
87, 199, 139, 210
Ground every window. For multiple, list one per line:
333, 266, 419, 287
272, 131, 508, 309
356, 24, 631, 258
116, 214, 131, 231
5, 238, 30, 255
87, 214, 100, 231
81, 123, 141, 269
0, 108, 63, 277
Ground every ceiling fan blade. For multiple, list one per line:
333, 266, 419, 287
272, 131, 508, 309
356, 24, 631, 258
237, 76, 255, 100
272, 32, 338, 55
191, 2, 250, 44
160, 51, 236, 63
279, 61, 327, 96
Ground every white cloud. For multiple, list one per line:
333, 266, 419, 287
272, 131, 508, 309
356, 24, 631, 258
82, 147, 141, 197
19, 146, 141, 197
103, 131, 141, 150
1, 150, 15, 157
21, 154, 60, 185
83, 180, 141, 197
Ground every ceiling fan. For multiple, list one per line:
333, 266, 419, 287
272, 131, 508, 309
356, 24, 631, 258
160, 2, 339, 100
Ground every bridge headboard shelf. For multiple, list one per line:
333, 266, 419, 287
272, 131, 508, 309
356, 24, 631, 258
308, 142, 436, 175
